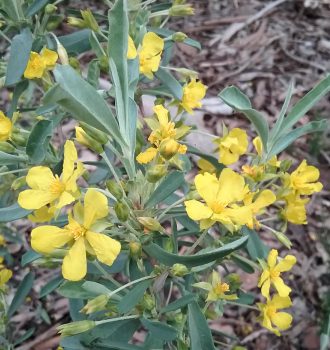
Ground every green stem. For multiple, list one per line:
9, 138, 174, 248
96, 314, 139, 326
0, 31, 11, 43
0, 168, 28, 176
123, 222, 141, 236
157, 197, 186, 221
226, 301, 259, 311
93, 261, 122, 289
149, 10, 169, 18
185, 229, 209, 255
101, 152, 122, 186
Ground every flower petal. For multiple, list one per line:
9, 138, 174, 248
62, 238, 86, 281
153, 105, 169, 126
83, 189, 109, 229
271, 295, 292, 309
25, 166, 55, 190
86, 231, 121, 266
261, 278, 271, 299
194, 172, 219, 204
217, 168, 247, 204
252, 190, 276, 213
136, 147, 157, 164
31, 226, 71, 254
62, 140, 77, 183
141, 32, 164, 57
127, 36, 137, 59
272, 277, 291, 297
184, 200, 213, 221
271, 312, 292, 331
267, 249, 278, 268
18, 189, 57, 210
56, 191, 76, 209
275, 255, 296, 272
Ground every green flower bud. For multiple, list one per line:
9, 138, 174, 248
75, 126, 103, 154
80, 295, 109, 314
80, 122, 108, 145
170, 263, 189, 277
0, 142, 15, 154
137, 217, 163, 233
57, 41, 69, 65
146, 164, 167, 183
81, 9, 99, 32
114, 202, 129, 222
106, 180, 123, 200
11, 132, 27, 147
129, 241, 142, 259
273, 231, 292, 249
159, 139, 180, 160
169, 4, 194, 16
69, 57, 80, 71
172, 32, 188, 42
45, 4, 57, 14
99, 55, 109, 72
67, 17, 86, 28
57, 320, 95, 337
11, 176, 26, 190
141, 293, 155, 311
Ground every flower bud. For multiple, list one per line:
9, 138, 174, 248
57, 320, 96, 337
176, 68, 199, 80
159, 139, 180, 160
57, 41, 69, 65
146, 164, 167, 183
81, 9, 99, 32
170, 263, 189, 277
99, 55, 109, 72
67, 17, 86, 28
45, 4, 57, 14
141, 293, 155, 311
0, 142, 15, 153
69, 57, 80, 71
273, 231, 292, 249
114, 202, 129, 222
137, 217, 163, 233
169, 4, 194, 16
80, 294, 109, 314
172, 32, 188, 42
106, 180, 123, 200
129, 241, 142, 259
11, 176, 27, 190
75, 126, 103, 154
11, 132, 27, 146
80, 122, 108, 145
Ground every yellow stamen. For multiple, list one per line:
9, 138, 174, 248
49, 175, 66, 195
214, 282, 230, 294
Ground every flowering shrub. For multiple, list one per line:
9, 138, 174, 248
0, 0, 328, 348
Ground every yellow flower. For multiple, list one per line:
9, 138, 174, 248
31, 189, 121, 281
24, 48, 58, 79
0, 235, 5, 246
0, 111, 13, 142
0, 257, 12, 287
214, 128, 248, 165
257, 294, 293, 336
253, 136, 281, 167
241, 164, 264, 181
127, 36, 137, 60
136, 32, 164, 79
181, 79, 207, 114
193, 270, 237, 301
136, 105, 189, 164
282, 193, 308, 225
28, 205, 56, 223
18, 140, 84, 211
184, 169, 252, 230
258, 249, 296, 299
284, 160, 323, 196
197, 158, 216, 174
243, 190, 276, 229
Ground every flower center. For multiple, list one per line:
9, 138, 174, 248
214, 282, 230, 295
210, 201, 225, 214
270, 269, 280, 279
266, 305, 277, 318
70, 225, 87, 240
50, 175, 66, 195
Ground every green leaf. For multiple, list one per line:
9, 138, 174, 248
7, 80, 29, 117
7, 272, 35, 317
5, 28, 33, 86
93, 319, 140, 342
144, 236, 248, 268
188, 146, 225, 173
21, 250, 42, 266
58, 281, 101, 299
89, 31, 105, 59
146, 171, 185, 208
235, 291, 255, 305
219, 86, 269, 152
155, 68, 183, 100
26, 119, 54, 164
268, 119, 327, 158
0, 151, 27, 165
231, 255, 255, 274
160, 293, 196, 313
141, 318, 177, 341
40, 276, 63, 298
188, 301, 215, 350
82, 281, 111, 295
25, 0, 50, 16
0, 203, 31, 223
44, 65, 124, 146
281, 75, 330, 133
117, 279, 151, 314
58, 30, 92, 54
13, 327, 35, 346
94, 341, 142, 350
87, 60, 100, 88
1, 0, 25, 22
244, 227, 268, 260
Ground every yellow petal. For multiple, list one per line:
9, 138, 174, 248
272, 277, 291, 297
267, 249, 278, 268
200, 218, 215, 230
31, 226, 71, 254
83, 189, 108, 229
86, 231, 121, 266
28, 205, 56, 223
25, 166, 55, 190
62, 140, 78, 183
184, 200, 213, 221
275, 255, 296, 272
136, 147, 157, 164
153, 104, 169, 126
40, 48, 58, 68
0, 269, 12, 286
65, 161, 85, 193
217, 168, 247, 204
18, 189, 57, 210
141, 32, 164, 57
181, 80, 207, 114
218, 206, 253, 226
253, 136, 263, 156
252, 190, 276, 213
56, 191, 76, 209
24, 52, 45, 79
271, 312, 292, 331
229, 128, 248, 155
219, 146, 239, 165
271, 294, 292, 309
194, 172, 219, 204
62, 238, 87, 281
258, 270, 270, 287
127, 36, 137, 59
0, 112, 12, 141
261, 277, 271, 299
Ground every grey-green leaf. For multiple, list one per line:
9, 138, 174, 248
0, 203, 31, 223
141, 318, 177, 341
160, 293, 196, 313
155, 67, 183, 100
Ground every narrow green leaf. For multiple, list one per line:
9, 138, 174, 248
58, 281, 100, 299
13, 327, 35, 346
44, 65, 124, 146
0, 151, 27, 165
40, 276, 63, 298
26, 119, 53, 164
25, 0, 50, 16
160, 293, 196, 313
244, 227, 268, 260
188, 301, 215, 350
5, 28, 33, 86
144, 236, 248, 268
58, 29, 92, 54
219, 86, 269, 152
0, 203, 31, 223
146, 171, 185, 208
87, 60, 100, 88
82, 281, 111, 295
268, 119, 327, 158
21, 250, 42, 266
95, 341, 142, 350
117, 279, 151, 314
141, 318, 177, 341
89, 31, 105, 59
7, 272, 35, 317
7, 80, 29, 117
282, 75, 330, 133
188, 145, 225, 173
155, 67, 183, 100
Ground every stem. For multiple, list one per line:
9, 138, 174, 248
203, 301, 211, 313
0, 31, 11, 43
123, 222, 141, 236
93, 261, 122, 288
190, 129, 218, 138
0, 168, 28, 176
108, 275, 155, 299
101, 152, 122, 186
149, 10, 169, 18
157, 197, 186, 221
226, 301, 259, 311
96, 314, 139, 326
185, 229, 209, 255
165, 281, 173, 306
